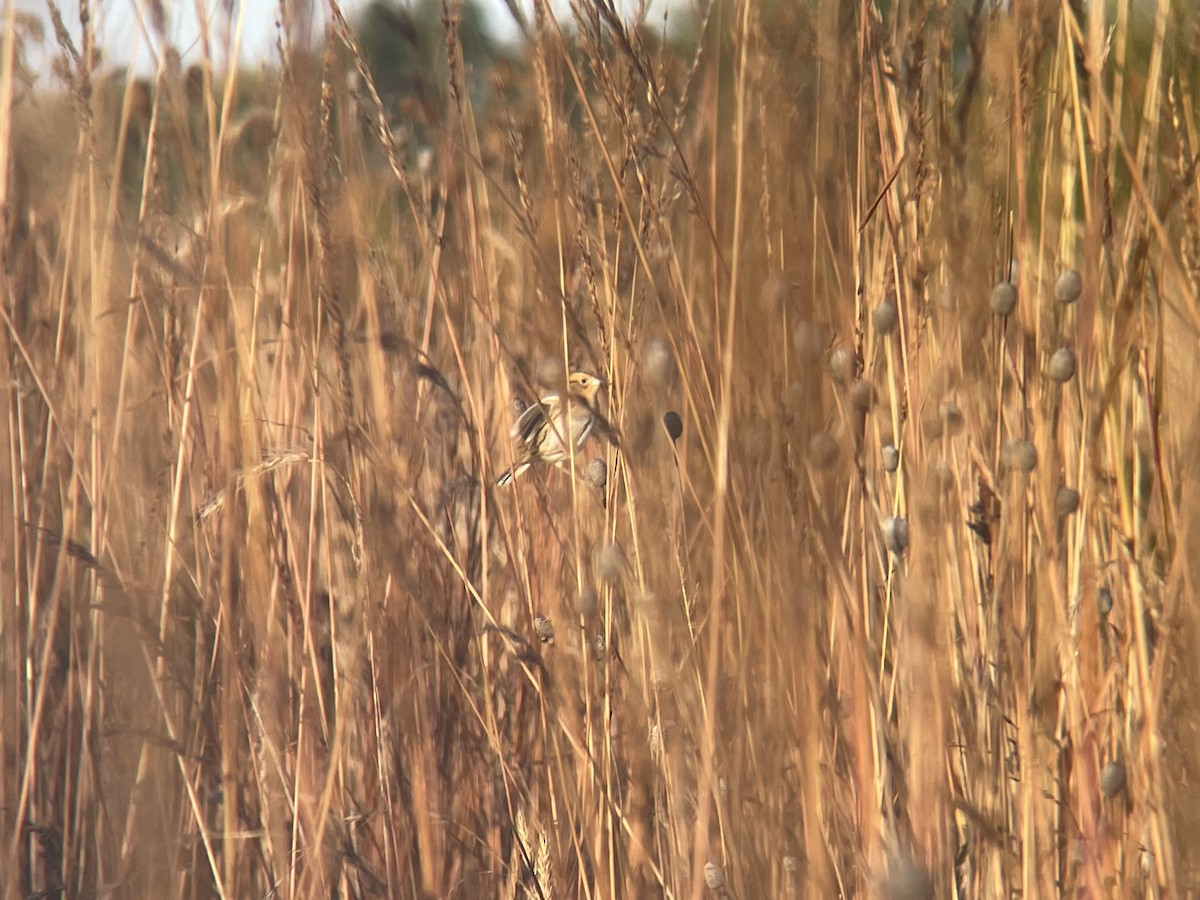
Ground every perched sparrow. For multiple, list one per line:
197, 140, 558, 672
496, 371, 605, 486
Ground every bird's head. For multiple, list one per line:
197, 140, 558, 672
567, 370, 604, 406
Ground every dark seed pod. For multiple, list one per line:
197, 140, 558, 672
663, 411, 683, 442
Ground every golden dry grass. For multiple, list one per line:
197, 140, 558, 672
4, 1, 1200, 897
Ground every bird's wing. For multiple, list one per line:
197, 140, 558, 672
512, 395, 558, 442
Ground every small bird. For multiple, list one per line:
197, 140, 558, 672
496, 370, 605, 486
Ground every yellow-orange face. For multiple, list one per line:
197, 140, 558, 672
567, 371, 604, 406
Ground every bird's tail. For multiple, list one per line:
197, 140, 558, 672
495, 462, 531, 487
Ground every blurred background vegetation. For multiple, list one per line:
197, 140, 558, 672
3, 0, 1200, 897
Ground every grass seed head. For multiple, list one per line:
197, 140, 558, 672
1055, 486, 1080, 516
782, 382, 806, 413
937, 284, 956, 311
809, 431, 839, 470
939, 400, 964, 436
872, 296, 899, 335
882, 444, 900, 472
829, 346, 855, 385
574, 585, 598, 618
990, 281, 1017, 316
536, 355, 562, 387
649, 723, 663, 759
1001, 439, 1038, 473
1055, 268, 1083, 304
849, 378, 874, 411
594, 542, 625, 586
745, 426, 771, 463
880, 856, 934, 900
1100, 760, 1127, 797
932, 459, 954, 493
882, 516, 910, 555
1047, 347, 1077, 383
585, 457, 607, 490
760, 273, 789, 314
922, 414, 944, 441
704, 861, 726, 893
792, 320, 829, 363
644, 337, 675, 388
651, 659, 673, 691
